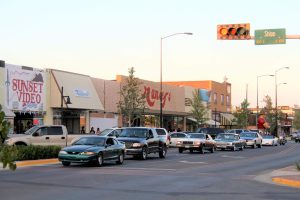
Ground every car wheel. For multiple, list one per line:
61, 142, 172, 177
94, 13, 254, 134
62, 161, 71, 167
232, 145, 237, 151
159, 145, 167, 158
141, 147, 148, 160
199, 146, 204, 154
258, 143, 262, 148
240, 145, 244, 151
178, 148, 183, 153
116, 152, 124, 164
96, 153, 104, 167
189, 149, 193, 153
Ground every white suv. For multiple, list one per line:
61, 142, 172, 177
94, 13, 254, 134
155, 128, 170, 147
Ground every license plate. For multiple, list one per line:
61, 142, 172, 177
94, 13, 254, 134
185, 145, 190, 148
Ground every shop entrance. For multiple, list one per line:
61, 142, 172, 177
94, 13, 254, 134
14, 113, 33, 134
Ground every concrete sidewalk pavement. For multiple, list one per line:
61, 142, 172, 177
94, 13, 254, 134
1, 158, 59, 170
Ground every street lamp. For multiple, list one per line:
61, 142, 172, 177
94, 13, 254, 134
256, 74, 274, 129
61, 86, 72, 146
61, 86, 72, 124
275, 67, 289, 136
160, 32, 193, 128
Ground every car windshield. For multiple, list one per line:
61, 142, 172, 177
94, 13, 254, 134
189, 134, 205, 139
263, 135, 274, 139
216, 134, 236, 140
73, 137, 105, 146
119, 128, 148, 138
99, 129, 113, 136
25, 126, 39, 135
240, 132, 256, 138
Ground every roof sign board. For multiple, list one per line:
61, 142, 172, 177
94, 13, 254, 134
255, 28, 286, 45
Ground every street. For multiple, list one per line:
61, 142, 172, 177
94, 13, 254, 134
0, 142, 300, 200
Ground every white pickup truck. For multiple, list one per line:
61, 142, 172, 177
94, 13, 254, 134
4, 125, 84, 147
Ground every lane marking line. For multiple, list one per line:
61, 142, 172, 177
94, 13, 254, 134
179, 160, 207, 164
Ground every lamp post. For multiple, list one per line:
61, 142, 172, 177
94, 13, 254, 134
160, 32, 192, 128
256, 74, 274, 129
275, 82, 287, 136
275, 67, 289, 137
61, 86, 72, 146
61, 86, 72, 126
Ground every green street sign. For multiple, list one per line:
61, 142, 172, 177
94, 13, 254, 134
255, 28, 286, 45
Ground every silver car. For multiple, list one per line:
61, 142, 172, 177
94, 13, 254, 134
240, 132, 263, 148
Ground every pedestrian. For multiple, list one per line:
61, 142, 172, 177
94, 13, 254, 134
96, 128, 101, 135
90, 127, 95, 134
80, 126, 85, 134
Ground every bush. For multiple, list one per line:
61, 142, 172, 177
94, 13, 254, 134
0, 145, 61, 162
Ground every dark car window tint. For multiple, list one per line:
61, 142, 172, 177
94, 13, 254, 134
47, 127, 63, 135
170, 134, 177, 138
74, 137, 105, 146
177, 133, 186, 138
189, 134, 205, 139
120, 128, 148, 138
156, 129, 166, 136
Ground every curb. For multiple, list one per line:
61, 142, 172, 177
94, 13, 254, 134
272, 177, 300, 188
16, 158, 59, 167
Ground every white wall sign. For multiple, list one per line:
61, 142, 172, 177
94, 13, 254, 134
5, 64, 46, 112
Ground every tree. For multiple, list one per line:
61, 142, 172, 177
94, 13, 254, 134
0, 104, 10, 144
117, 67, 146, 127
0, 104, 17, 170
233, 99, 250, 129
293, 109, 300, 130
260, 95, 283, 134
190, 90, 208, 128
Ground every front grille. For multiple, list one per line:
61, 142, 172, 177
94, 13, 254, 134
67, 151, 80, 155
125, 142, 133, 148
183, 141, 193, 145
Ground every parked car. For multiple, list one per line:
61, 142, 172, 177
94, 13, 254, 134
291, 132, 298, 140
239, 132, 263, 148
169, 132, 189, 147
196, 127, 224, 139
155, 128, 170, 146
117, 127, 167, 160
99, 128, 123, 137
262, 135, 278, 146
176, 133, 216, 154
225, 129, 247, 134
58, 136, 125, 167
214, 133, 245, 151
5, 125, 83, 147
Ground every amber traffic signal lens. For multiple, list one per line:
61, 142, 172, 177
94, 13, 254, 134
220, 28, 228, 36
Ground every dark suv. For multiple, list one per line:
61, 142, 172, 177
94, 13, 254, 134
117, 127, 167, 160
196, 127, 225, 139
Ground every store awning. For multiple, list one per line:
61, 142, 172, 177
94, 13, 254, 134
220, 113, 236, 125
187, 117, 220, 126
51, 70, 104, 110
2, 106, 15, 118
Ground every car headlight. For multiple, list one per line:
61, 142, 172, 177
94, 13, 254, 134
59, 150, 68, 155
227, 142, 233, 145
194, 141, 201, 145
176, 141, 182, 144
132, 143, 143, 148
80, 152, 96, 155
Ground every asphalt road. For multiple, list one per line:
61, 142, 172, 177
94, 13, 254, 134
1, 142, 300, 200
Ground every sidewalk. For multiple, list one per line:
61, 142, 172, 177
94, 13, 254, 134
0, 158, 59, 170
271, 165, 300, 188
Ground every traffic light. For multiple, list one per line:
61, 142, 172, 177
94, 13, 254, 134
217, 23, 251, 40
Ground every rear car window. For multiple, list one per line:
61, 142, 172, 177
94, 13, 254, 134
156, 129, 167, 136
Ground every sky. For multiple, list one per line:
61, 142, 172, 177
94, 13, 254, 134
1, 0, 299, 108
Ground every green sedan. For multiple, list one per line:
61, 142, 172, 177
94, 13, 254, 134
58, 136, 125, 167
